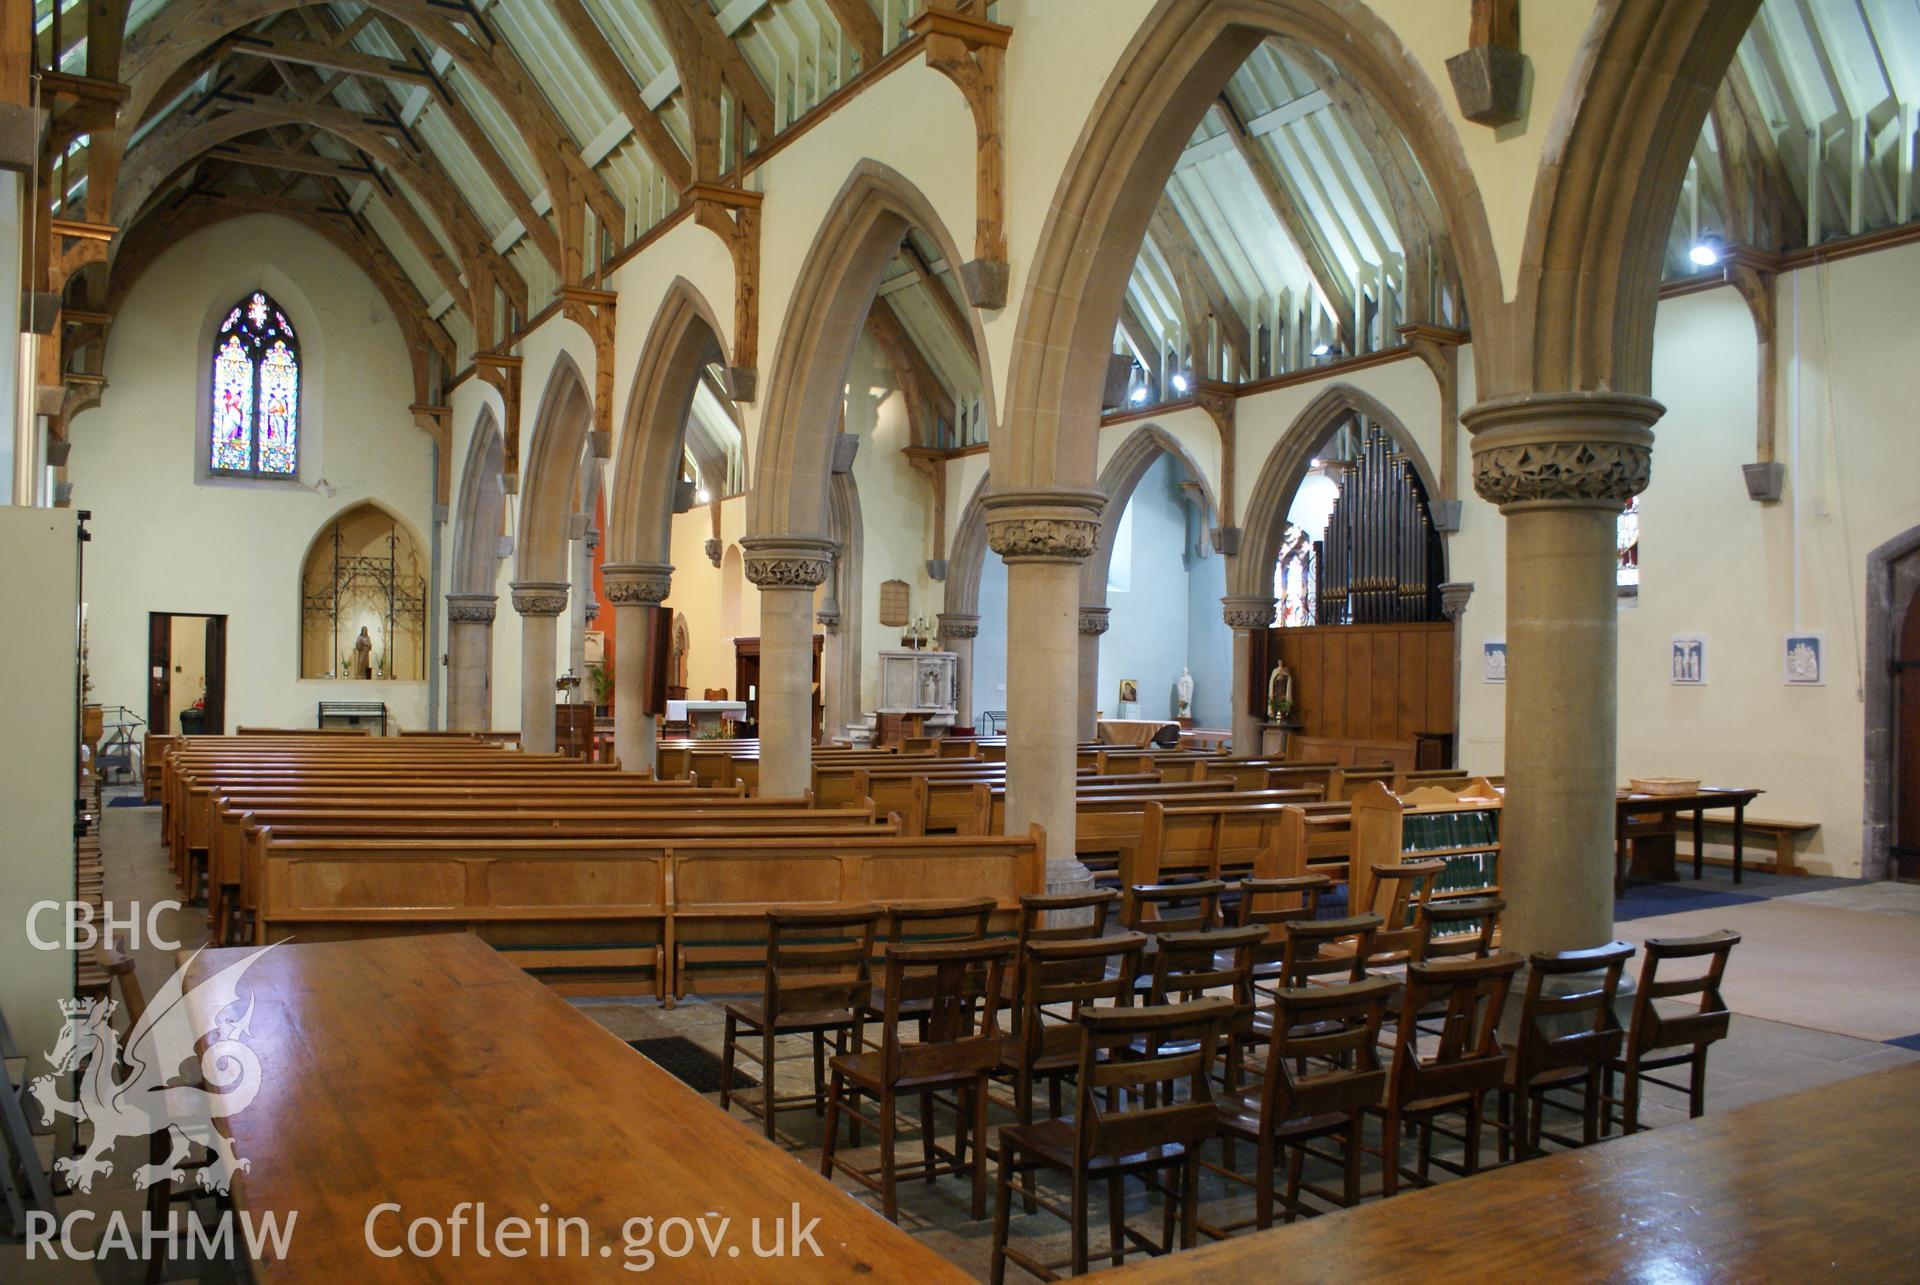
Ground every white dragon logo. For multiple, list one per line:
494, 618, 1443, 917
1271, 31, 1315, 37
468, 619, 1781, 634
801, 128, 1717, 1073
30, 945, 275, 1196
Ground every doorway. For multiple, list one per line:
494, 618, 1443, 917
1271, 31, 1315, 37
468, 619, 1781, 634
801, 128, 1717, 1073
1897, 588, 1919, 882
1868, 527, 1920, 883
148, 612, 228, 736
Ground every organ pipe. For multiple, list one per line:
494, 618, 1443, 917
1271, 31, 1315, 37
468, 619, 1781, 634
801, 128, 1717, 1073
1311, 424, 1442, 625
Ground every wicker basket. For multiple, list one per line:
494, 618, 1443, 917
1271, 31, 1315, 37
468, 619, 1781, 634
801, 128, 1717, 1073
1630, 776, 1701, 796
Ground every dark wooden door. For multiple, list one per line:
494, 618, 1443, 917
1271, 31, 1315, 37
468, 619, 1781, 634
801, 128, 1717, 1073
147, 613, 171, 732
203, 615, 228, 735
1896, 592, 1920, 882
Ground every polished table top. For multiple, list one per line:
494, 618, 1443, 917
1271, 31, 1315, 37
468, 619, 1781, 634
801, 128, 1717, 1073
1097, 1063, 1920, 1280
1616, 784, 1763, 809
187, 934, 966, 1281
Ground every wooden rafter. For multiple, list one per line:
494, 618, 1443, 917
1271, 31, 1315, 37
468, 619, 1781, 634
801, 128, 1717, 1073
822, 0, 884, 66
905, 7, 1010, 307
652, 0, 776, 172
1213, 94, 1351, 343
208, 140, 387, 189
868, 296, 957, 442
549, 0, 692, 192
1712, 59, 1807, 252
896, 236, 977, 359
227, 32, 437, 90
1148, 196, 1251, 380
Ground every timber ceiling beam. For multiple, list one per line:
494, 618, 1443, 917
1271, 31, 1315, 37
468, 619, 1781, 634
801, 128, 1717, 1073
227, 32, 437, 89
653, 0, 776, 169
868, 296, 957, 441
1213, 95, 1351, 344
208, 139, 390, 190
1117, 298, 1162, 390
1149, 195, 1251, 380
549, 0, 691, 191
1714, 59, 1806, 252
822, 0, 884, 67
897, 236, 978, 360
689, 182, 762, 402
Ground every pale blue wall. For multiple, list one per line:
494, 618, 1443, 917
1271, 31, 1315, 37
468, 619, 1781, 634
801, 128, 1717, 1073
971, 548, 1009, 729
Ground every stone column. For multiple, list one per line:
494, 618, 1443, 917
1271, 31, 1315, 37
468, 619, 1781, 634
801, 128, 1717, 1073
1438, 582, 1475, 770
937, 612, 980, 730
984, 490, 1104, 891
817, 606, 845, 743
602, 562, 673, 775
741, 539, 833, 798
1076, 606, 1109, 741
1221, 596, 1276, 758
1466, 391, 1661, 958
444, 594, 497, 732
511, 581, 568, 753
566, 527, 599, 703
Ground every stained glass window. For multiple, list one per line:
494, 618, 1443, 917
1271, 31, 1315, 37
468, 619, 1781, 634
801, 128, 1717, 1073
1273, 525, 1319, 627
208, 291, 300, 477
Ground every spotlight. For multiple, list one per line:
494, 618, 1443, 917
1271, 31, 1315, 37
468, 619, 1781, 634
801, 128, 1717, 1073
1170, 372, 1190, 393
1689, 236, 1723, 268
1128, 386, 1149, 404
695, 488, 711, 504
1311, 341, 1333, 358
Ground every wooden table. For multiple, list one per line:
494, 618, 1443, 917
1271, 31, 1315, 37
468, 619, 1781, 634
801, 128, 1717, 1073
1615, 785, 1763, 887
186, 935, 965, 1281
1098, 1064, 1920, 1280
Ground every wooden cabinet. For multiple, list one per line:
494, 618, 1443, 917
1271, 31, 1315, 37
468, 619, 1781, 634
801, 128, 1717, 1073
732, 635, 824, 742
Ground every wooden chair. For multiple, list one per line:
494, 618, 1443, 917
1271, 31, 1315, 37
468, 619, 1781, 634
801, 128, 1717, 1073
1499, 942, 1634, 1161
1279, 914, 1384, 988
1412, 896, 1506, 962
721, 905, 881, 1141
1145, 925, 1266, 1096
1236, 874, 1331, 996
1604, 930, 1741, 1133
1358, 860, 1447, 967
1123, 879, 1225, 988
821, 939, 1013, 1222
1370, 952, 1523, 1196
1002, 888, 1119, 1006
991, 999, 1234, 1281
863, 897, 996, 1035
1207, 976, 1396, 1231
996, 933, 1148, 1134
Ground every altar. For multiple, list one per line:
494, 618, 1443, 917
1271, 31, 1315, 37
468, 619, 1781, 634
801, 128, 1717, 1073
665, 699, 747, 735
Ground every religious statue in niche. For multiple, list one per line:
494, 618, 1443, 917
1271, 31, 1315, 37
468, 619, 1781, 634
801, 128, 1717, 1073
1267, 660, 1294, 721
352, 627, 373, 679
1175, 668, 1194, 719
670, 613, 691, 690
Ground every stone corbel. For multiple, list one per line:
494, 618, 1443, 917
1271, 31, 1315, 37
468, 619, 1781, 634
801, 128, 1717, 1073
1192, 380, 1239, 553
1446, 0, 1529, 128
1724, 253, 1785, 503
410, 404, 453, 507
906, 7, 1012, 309
1220, 595, 1276, 633
559, 285, 618, 457
1438, 581, 1475, 622
688, 183, 763, 402
937, 612, 980, 641
474, 353, 524, 492
1077, 606, 1111, 637
1401, 323, 1471, 531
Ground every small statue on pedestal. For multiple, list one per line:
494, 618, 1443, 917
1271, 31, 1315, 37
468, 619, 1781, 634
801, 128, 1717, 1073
352, 627, 373, 680
1267, 659, 1294, 721
1175, 667, 1194, 719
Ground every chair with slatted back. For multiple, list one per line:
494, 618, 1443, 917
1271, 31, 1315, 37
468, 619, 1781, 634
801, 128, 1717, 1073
1124, 880, 1226, 994
1207, 975, 1395, 1231
863, 897, 997, 1034
1146, 925, 1266, 1096
1499, 942, 1634, 1161
1604, 930, 1741, 1134
721, 905, 882, 1142
822, 939, 1013, 1222
1356, 860, 1447, 968
1236, 875, 1331, 996
996, 933, 1148, 1135
991, 998, 1233, 1281
1002, 888, 1118, 1004
1370, 952, 1523, 1196
1412, 897, 1506, 962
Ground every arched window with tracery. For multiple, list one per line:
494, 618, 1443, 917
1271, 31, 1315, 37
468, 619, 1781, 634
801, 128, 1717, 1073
210, 291, 300, 477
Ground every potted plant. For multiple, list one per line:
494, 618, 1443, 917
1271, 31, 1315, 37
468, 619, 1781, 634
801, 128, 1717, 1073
587, 662, 613, 717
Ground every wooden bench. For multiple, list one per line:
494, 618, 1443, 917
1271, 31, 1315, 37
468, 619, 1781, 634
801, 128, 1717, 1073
1693, 816, 1818, 876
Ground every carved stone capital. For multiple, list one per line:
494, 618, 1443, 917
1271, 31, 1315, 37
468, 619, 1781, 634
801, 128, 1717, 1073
1078, 606, 1111, 637
740, 537, 834, 589
509, 581, 570, 617
704, 537, 723, 568
601, 561, 673, 606
445, 594, 497, 625
1221, 595, 1277, 632
1438, 581, 1475, 622
938, 612, 981, 641
982, 489, 1106, 564
1465, 393, 1664, 510
816, 609, 841, 635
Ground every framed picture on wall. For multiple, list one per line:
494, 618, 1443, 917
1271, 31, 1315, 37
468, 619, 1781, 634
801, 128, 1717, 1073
1481, 640, 1506, 684
1785, 633, 1824, 685
1671, 634, 1707, 685
1118, 679, 1139, 704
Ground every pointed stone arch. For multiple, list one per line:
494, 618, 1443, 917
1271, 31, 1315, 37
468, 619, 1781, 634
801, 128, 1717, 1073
450, 408, 506, 597
1233, 382, 1446, 599
516, 352, 594, 587
945, 471, 995, 620
1081, 423, 1220, 608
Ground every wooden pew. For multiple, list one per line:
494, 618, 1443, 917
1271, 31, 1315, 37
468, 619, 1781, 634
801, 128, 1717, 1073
1126, 800, 1310, 885
669, 829, 1045, 998
920, 775, 1227, 836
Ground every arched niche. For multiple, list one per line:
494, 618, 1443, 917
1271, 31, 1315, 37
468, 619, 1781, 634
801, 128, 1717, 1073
298, 500, 428, 681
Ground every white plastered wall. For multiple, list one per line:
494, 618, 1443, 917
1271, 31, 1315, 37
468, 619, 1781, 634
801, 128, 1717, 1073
69, 215, 435, 732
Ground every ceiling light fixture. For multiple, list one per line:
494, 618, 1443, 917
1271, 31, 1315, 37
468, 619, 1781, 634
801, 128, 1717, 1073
1689, 235, 1724, 268
1129, 386, 1149, 404
1311, 341, 1333, 358
695, 488, 711, 504
1170, 372, 1190, 393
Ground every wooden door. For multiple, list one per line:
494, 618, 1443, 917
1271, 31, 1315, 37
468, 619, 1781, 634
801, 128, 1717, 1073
1896, 592, 1920, 882
203, 616, 228, 735
147, 612, 171, 732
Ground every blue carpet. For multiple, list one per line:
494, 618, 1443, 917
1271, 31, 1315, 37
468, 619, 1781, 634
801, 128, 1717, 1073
1884, 1033, 1920, 1052
107, 796, 157, 808
1614, 884, 1765, 921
